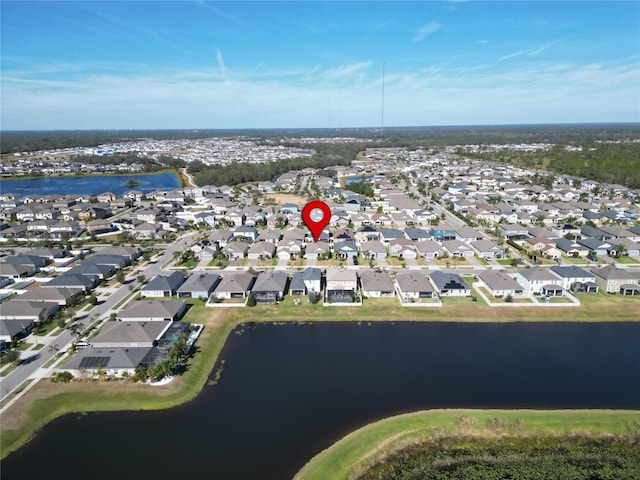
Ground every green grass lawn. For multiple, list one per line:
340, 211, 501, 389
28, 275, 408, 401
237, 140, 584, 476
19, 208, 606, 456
293, 409, 640, 480
615, 255, 640, 264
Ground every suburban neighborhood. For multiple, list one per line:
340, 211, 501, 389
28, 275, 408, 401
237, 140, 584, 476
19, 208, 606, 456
1, 136, 639, 398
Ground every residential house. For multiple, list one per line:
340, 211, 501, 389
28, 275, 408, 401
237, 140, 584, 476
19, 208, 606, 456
576, 238, 614, 257
208, 230, 234, 249
359, 240, 387, 260
388, 239, 417, 259
549, 266, 599, 293
42, 274, 98, 292
470, 239, 503, 260
414, 240, 444, 260
132, 222, 162, 240
304, 241, 331, 260
477, 270, 524, 298
251, 271, 289, 303
290, 268, 322, 296
404, 228, 431, 242
360, 270, 394, 297
333, 240, 358, 260
117, 300, 187, 322
414, 209, 437, 225
442, 240, 475, 258
514, 267, 563, 296
0, 263, 36, 279
176, 273, 221, 299
355, 226, 381, 243
2, 255, 51, 271
233, 226, 259, 243
84, 254, 130, 269
247, 242, 277, 260
394, 271, 435, 300
24, 247, 68, 260
0, 319, 34, 347
62, 347, 153, 377
591, 265, 640, 294
91, 321, 173, 348
379, 228, 405, 245
222, 242, 249, 261
141, 272, 185, 298
100, 245, 141, 261
325, 268, 359, 303
428, 271, 470, 296
212, 272, 256, 299
555, 238, 589, 257
498, 224, 529, 241
277, 239, 303, 260
455, 226, 484, 243
66, 263, 115, 281
279, 203, 299, 215
14, 287, 82, 307
429, 223, 457, 242
0, 300, 58, 322
257, 229, 282, 244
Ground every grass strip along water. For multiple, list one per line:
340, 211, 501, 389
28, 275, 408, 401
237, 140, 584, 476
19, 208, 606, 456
1, 298, 639, 461
294, 410, 640, 480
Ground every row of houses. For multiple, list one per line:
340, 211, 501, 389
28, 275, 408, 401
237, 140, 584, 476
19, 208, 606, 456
62, 299, 194, 378
141, 263, 640, 310
0, 246, 141, 347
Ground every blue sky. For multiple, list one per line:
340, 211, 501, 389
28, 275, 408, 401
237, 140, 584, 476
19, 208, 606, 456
1, 1, 639, 130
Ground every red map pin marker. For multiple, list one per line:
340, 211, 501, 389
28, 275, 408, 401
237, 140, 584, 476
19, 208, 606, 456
302, 200, 331, 242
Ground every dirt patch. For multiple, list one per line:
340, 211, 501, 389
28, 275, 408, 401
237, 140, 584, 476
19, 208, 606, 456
265, 193, 307, 206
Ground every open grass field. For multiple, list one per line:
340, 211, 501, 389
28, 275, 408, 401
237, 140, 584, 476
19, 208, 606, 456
265, 193, 308, 206
294, 409, 640, 480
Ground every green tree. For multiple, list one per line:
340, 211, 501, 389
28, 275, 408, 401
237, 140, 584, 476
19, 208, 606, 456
247, 293, 257, 307
115, 270, 126, 284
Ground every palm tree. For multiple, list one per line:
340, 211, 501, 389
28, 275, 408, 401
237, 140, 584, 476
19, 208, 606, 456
94, 367, 107, 382
48, 344, 59, 356
67, 323, 82, 339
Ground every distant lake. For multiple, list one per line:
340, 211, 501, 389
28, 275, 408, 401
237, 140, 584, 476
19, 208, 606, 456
2, 322, 639, 480
1, 172, 180, 196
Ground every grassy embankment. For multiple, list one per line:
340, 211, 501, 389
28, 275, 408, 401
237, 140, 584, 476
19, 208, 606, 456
1, 293, 639, 459
0, 301, 235, 459
294, 409, 640, 480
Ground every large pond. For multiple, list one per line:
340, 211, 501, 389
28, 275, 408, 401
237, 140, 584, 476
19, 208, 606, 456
2, 322, 640, 480
1, 172, 180, 196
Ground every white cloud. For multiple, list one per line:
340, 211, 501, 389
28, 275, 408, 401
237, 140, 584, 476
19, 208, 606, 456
413, 22, 441, 42
499, 42, 556, 61
215, 48, 227, 78
1, 57, 638, 129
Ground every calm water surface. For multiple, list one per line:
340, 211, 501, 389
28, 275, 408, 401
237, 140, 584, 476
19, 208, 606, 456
2, 322, 639, 480
2, 172, 180, 196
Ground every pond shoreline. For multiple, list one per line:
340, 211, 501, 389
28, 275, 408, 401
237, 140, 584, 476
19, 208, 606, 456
0, 169, 183, 196
1, 311, 639, 469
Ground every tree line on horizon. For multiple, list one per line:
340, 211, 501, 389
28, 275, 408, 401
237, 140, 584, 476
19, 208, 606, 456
3, 124, 639, 155
467, 141, 640, 190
